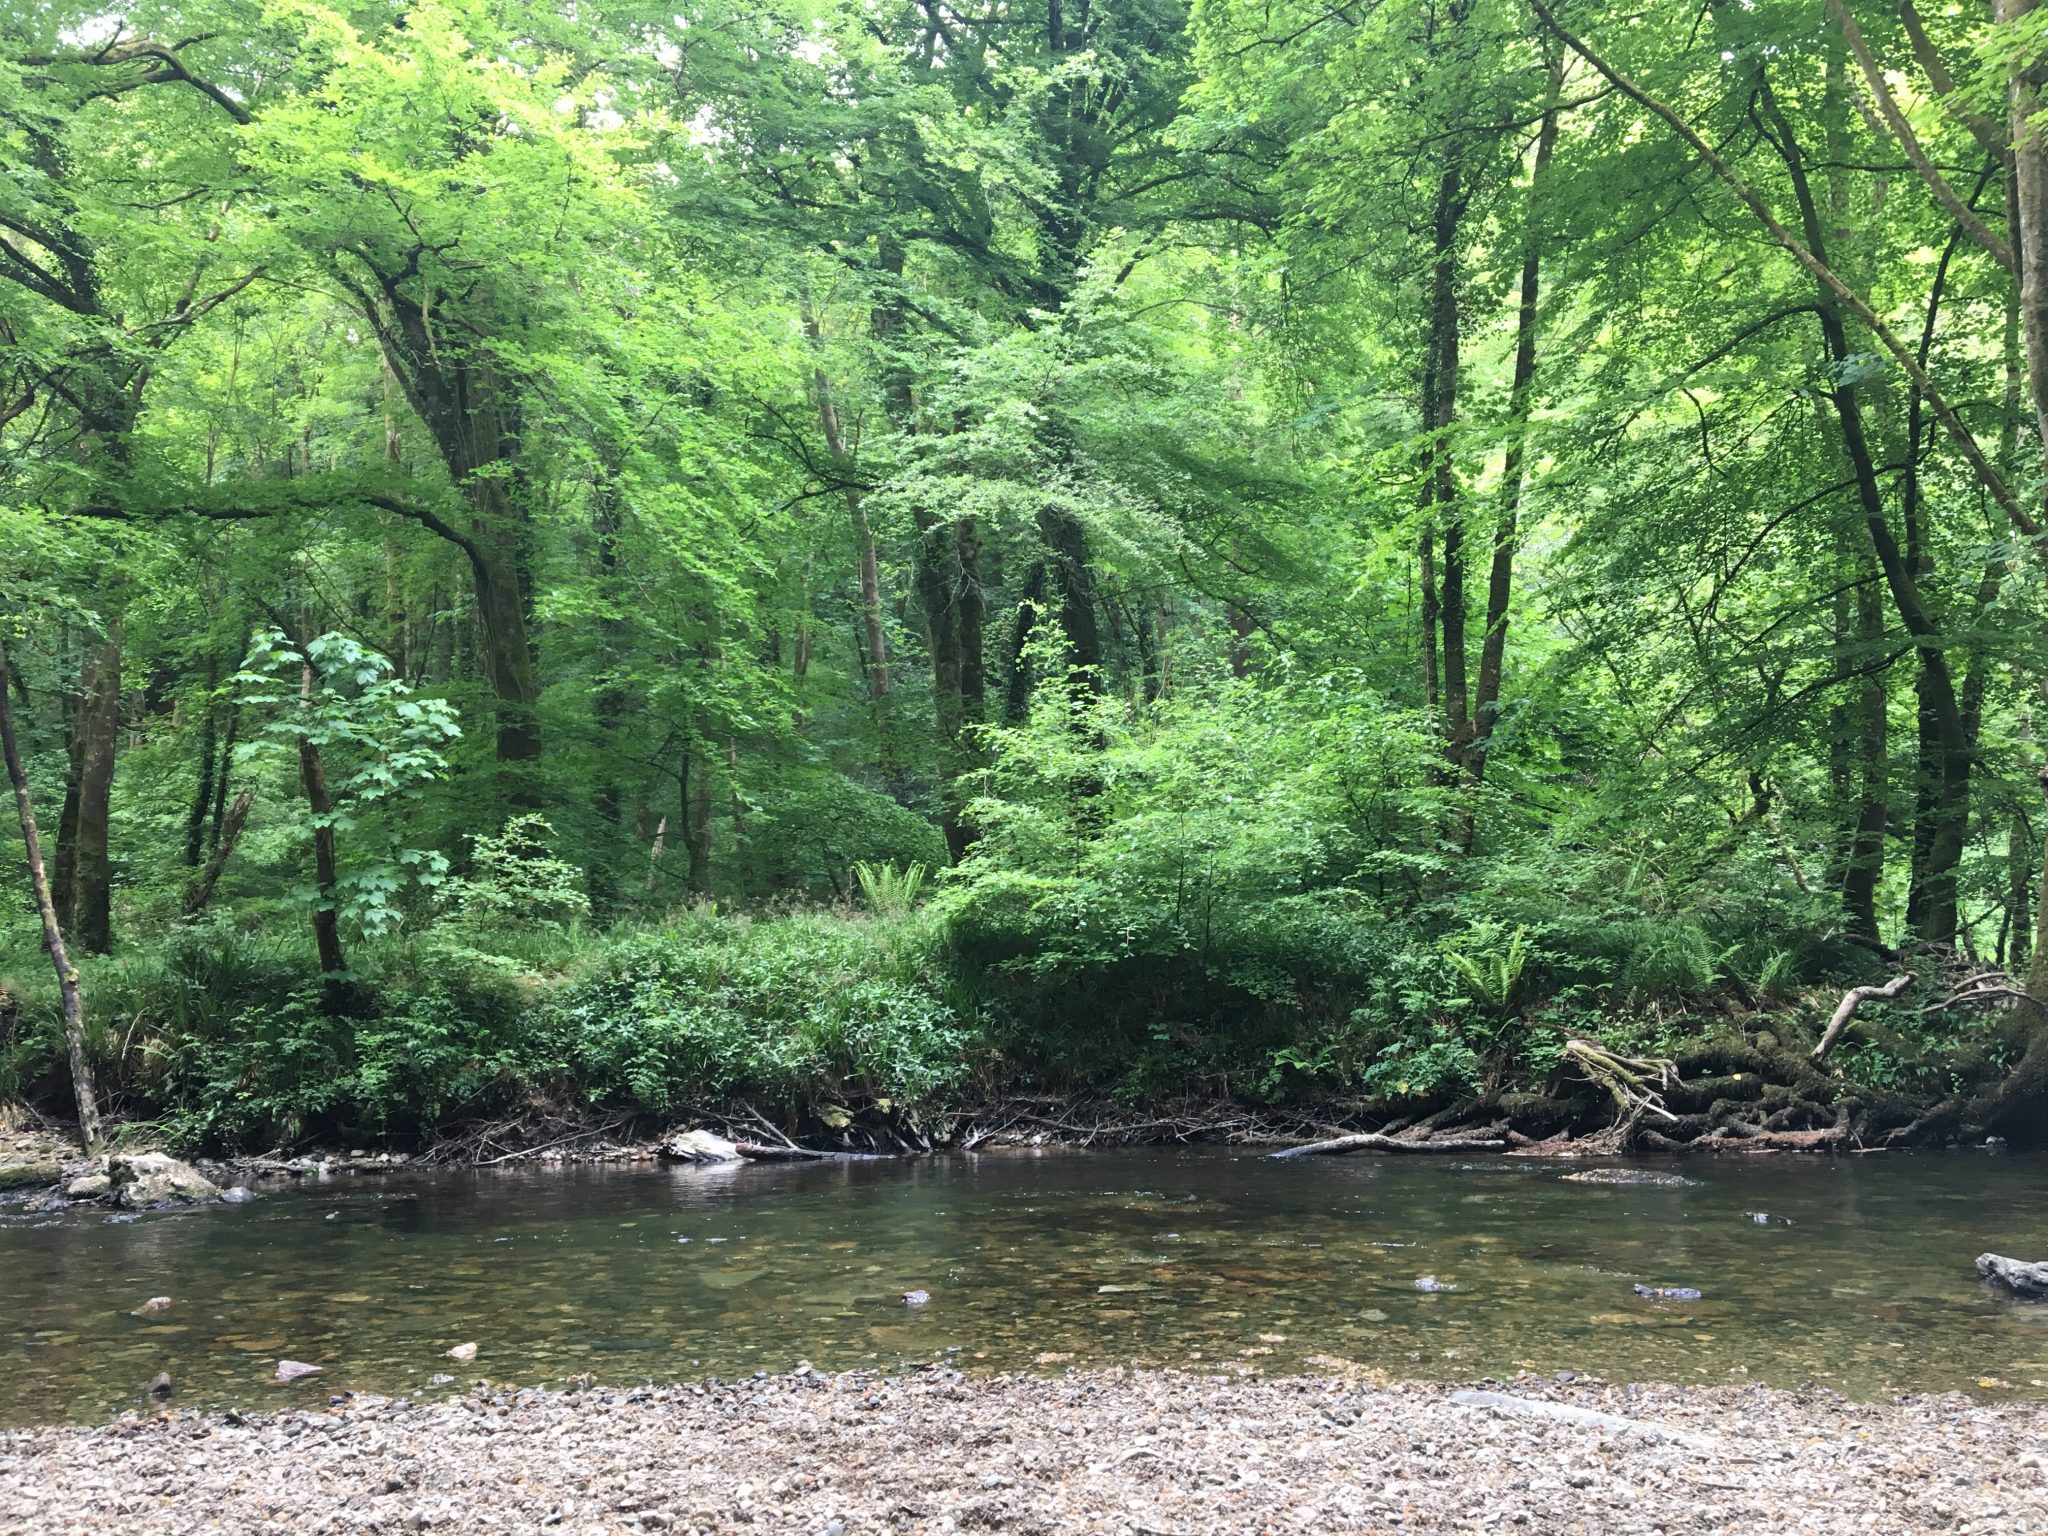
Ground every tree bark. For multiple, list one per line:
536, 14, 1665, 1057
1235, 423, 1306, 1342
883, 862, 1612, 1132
0, 634, 102, 1149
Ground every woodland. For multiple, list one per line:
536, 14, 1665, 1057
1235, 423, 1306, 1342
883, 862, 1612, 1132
5, 0, 2048, 1154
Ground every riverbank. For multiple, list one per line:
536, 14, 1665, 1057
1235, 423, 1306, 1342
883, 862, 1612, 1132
1, 1368, 2039, 1534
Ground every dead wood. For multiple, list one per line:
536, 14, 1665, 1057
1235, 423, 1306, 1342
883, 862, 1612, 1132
1267, 1132, 1508, 1159
1812, 974, 1912, 1063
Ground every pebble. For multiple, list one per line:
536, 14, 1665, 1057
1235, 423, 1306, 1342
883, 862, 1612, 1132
0, 1371, 2036, 1535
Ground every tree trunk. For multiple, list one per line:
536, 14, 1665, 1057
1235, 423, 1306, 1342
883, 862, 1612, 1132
1425, 159, 1471, 756
182, 789, 252, 920
71, 620, 120, 954
588, 471, 630, 918
1466, 58, 1563, 786
805, 319, 890, 699
684, 745, 712, 897
183, 657, 219, 869
1759, 73, 1971, 945
297, 662, 348, 1001
52, 658, 82, 934
1841, 566, 1888, 939
1037, 504, 1103, 694
0, 634, 101, 1149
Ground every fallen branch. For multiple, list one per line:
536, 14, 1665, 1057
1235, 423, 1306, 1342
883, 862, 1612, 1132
734, 1140, 896, 1162
1268, 1132, 1507, 1160
1812, 974, 1912, 1063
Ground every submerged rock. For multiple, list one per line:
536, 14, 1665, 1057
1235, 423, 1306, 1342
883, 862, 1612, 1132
1633, 1284, 1703, 1302
109, 1152, 220, 1211
1977, 1253, 2048, 1298
659, 1129, 743, 1164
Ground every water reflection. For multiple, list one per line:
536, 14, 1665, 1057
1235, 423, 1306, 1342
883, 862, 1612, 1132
1, 1147, 2044, 1422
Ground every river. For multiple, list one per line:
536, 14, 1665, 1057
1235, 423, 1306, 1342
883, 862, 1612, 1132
2, 1147, 2044, 1422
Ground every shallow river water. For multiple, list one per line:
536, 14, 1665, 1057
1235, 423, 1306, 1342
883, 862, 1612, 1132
3, 1147, 2046, 1422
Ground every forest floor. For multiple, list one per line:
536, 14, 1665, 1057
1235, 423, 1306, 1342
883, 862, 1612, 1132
1, 1367, 2038, 1534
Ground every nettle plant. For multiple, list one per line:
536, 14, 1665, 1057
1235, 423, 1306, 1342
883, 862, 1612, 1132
235, 631, 460, 939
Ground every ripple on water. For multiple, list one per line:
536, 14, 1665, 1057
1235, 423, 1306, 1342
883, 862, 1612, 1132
1, 1147, 2044, 1420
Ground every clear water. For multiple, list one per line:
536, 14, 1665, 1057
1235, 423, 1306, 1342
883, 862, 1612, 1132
3, 1147, 2046, 1423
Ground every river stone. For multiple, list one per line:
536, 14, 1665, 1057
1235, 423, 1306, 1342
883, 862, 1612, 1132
66, 1173, 112, 1199
1977, 1252, 2048, 1298
109, 1152, 220, 1211
0, 1160, 60, 1192
659, 1129, 742, 1163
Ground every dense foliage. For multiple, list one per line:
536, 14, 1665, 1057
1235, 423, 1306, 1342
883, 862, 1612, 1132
5, 0, 2048, 1146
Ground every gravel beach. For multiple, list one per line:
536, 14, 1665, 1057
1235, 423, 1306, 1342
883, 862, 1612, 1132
2, 1368, 2040, 1535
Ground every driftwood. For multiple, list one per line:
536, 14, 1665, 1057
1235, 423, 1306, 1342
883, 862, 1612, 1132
1268, 1132, 1507, 1159
1561, 1039, 1679, 1124
1812, 974, 1912, 1062
1449, 1390, 1725, 1452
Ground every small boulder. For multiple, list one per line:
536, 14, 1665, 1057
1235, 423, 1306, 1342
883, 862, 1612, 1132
109, 1152, 220, 1211
275, 1360, 322, 1383
446, 1342, 478, 1363
659, 1129, 742, 1164
65, 1173, 112, 1200
0, 1161, 61, 1193
1978, 1253, 2048, 1298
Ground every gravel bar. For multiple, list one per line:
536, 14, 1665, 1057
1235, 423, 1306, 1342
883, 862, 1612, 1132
3, 1368, 2042, 1534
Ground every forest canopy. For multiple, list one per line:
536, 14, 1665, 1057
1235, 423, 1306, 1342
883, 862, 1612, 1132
5, 0, 2048, 1150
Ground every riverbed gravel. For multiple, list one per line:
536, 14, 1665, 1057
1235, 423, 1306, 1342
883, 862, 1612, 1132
3, 1368, 2041, 1535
